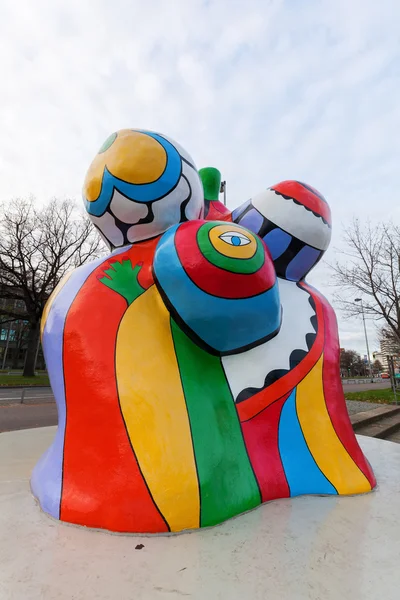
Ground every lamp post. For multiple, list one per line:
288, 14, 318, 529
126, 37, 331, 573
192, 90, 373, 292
355, 298, 373, 382
220, 180, 226, 206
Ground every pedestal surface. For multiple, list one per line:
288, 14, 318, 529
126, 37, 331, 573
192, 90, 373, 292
1, 427, 399, 600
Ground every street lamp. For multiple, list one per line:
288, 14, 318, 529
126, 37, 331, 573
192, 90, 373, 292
355, 298, 373, 382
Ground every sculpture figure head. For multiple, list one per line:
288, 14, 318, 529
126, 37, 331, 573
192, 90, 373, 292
83, 129, 204, 248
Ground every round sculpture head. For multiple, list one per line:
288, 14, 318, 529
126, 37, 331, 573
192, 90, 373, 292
153, 220, 281, 355
255, 181, 331, 279
234, 181, 332, 281
83, 129, 204, 248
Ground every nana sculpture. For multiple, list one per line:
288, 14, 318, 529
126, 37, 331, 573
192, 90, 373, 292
31, 129, 376, 533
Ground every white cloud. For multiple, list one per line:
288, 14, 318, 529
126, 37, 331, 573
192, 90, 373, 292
0, 0, 399, 349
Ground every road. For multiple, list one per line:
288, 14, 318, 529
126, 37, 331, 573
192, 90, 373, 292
0, 403, 58, 432
342, 381, 391, 393
0, 386, 54, 405
0, 381, 393, 432
0, 387, 56, 432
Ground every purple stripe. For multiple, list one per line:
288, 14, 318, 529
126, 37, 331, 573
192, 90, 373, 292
231, 199, 251, 222
285, 245, 321, 282
31, 246, 129, 518
236, 207, 264, 233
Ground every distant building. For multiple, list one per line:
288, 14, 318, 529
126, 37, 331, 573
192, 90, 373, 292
372, 351, 389, 371
0, 298, 45, 370
380, 335, 400, 356
373, 343, 400, 374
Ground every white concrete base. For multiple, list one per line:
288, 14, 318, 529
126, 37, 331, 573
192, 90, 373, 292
1, 427, 400, 600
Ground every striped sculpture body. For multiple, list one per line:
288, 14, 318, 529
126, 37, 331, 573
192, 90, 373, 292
31, 130, 376, 533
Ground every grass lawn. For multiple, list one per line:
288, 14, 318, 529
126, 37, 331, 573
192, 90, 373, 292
0, 368, 47, 372
344, 388, 400, 405
0, 374, 50, 387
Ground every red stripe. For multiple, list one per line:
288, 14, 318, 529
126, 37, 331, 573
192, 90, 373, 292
303, 284, 376, 489
175, 220, 276, 299
206, 201, 232, 219
272, 181, 331, 225
61, 244, 168, 533
135, 238, 159, 288
241, 395, 290, 502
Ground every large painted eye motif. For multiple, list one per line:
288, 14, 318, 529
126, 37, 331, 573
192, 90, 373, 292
219, 231, 251, 247
195, 222, 264, 277
153, 220, 281, 355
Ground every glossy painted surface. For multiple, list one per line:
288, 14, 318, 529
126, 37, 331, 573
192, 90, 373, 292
32, 129, 375, 533
83, 129, 204, 247
116, 285, 200, 532
31, 248, 128, 520
153, 220, 281, 354
199, 166, 231, 219
233, 181, 331, 280
2, 429, 399, 600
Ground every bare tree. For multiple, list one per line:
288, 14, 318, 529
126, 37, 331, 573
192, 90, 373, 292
0, 198, 104, 377
340, 349, 365, 377
332, 218, 400, 344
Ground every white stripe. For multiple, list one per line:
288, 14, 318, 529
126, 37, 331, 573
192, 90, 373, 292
222, 279, 315, 401
252, 189, 331, 251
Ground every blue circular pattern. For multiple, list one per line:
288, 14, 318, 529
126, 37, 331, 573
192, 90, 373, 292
84, 131, 182, 218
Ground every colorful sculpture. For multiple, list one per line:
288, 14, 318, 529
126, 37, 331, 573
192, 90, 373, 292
31, 129, 376, 534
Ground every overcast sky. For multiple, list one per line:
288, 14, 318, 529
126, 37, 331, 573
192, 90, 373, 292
1, 0, 399, 355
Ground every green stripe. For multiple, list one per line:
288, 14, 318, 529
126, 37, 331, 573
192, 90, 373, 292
171, 319, 261, 527
197, 222, 265, 274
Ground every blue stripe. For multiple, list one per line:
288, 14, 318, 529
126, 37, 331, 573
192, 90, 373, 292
285, 245, 321, 281
278, 389, 337, 496
84, 132, 182, 217
154, 225, 281, 354
263, 228, 292, 260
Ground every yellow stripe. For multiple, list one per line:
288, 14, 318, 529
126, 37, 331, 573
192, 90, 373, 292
115, 285, 200, 531
296, 354, 371, 494
40, 271, 73, 340
84, 130, 167, 202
